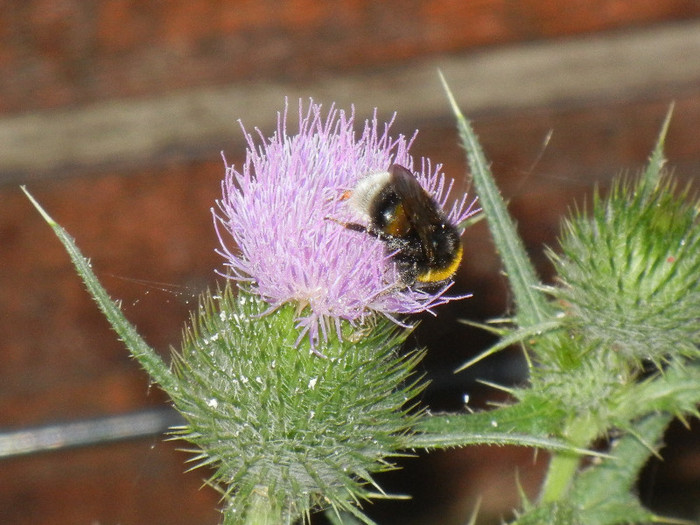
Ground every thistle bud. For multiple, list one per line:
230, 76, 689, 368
549, 175, 700, 370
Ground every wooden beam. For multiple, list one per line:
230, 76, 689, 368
2, 21, 699, 181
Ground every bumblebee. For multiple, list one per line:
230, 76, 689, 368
340, 163, 463, 285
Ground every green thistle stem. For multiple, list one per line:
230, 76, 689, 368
540, 453, 580, 504
540, 416, 598, 503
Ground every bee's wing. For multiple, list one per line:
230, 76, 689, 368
389, 164, 446, 257
390, 164, 444, 220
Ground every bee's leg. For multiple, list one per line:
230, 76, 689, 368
325, 216, 394, 242
335, 220, 368, 234
325, 216, 417, 289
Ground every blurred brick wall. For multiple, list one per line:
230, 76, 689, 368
3, 1, 699, 113
1, 2, 700, 524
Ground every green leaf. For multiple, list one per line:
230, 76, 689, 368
440, 72, 552, 329
611, 361, 700, 423
22, 187, 176, 393
455, 319, 561, 373
409, 403, 603, 457
641, 103, 674, 192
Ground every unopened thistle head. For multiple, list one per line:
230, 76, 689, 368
214, 100, 477, 347
549, 175, 700, 368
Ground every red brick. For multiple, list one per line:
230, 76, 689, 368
2, 1, 700, 112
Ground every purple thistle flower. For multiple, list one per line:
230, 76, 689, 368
214, 100, 477, 348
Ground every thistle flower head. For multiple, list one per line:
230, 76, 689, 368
215, 100, 476, 347
171, 285, 426, 523
549, 175, 700, 368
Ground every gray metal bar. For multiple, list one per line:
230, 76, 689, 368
0, 408, 184, 460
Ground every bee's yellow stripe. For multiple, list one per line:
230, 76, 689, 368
416, 243, 463, 283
